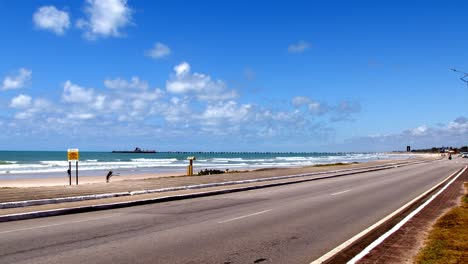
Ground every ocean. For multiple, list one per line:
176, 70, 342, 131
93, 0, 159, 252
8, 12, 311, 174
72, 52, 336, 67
0, 151, 413, 179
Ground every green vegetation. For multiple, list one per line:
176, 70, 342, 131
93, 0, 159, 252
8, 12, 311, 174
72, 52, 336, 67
197, 169, 226, 176
410, 146, 468, 153
415, 183, 468, 263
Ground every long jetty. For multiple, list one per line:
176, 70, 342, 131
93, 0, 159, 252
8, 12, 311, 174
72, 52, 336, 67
155, 151, 350, 155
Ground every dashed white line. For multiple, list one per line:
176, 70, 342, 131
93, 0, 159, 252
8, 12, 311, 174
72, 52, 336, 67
0, 215, 115, 235
331, 190, 351, 196
218, 210, 272, 224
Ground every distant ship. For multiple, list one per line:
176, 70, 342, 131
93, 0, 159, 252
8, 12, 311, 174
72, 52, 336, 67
112, 147, 156, 153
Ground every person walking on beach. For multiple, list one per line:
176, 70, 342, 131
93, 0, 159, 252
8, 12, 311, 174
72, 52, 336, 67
106, 170, 113, 183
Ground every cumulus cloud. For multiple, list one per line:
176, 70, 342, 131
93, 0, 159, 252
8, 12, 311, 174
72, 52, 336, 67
410, 125, 428, 136
292, 96, 327, 115
288, 40, 310, 53
346, 116, 468, 151
1, 68, 32, 90
66, 113, 96, 120
10, 94, 32, 108
2, 64, 362, 147
145, 42, 171, 59
77, 0, 132, 39
166, 62, 238, 101
199, 101, 252, 126
62, 81, 95, 103
13, 98, 52, 120
33, 6, 70, 35
104, 77, 149, 90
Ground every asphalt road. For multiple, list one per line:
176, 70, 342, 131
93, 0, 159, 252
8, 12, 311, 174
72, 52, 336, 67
0, 159, 465, 264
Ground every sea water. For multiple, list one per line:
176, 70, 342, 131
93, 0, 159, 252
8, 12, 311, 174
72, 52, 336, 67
0, 151, 413, 179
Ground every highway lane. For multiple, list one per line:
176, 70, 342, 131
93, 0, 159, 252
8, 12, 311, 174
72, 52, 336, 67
0, 159, 465, 264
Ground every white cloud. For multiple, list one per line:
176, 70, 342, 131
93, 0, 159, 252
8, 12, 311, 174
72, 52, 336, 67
159, 96, 191, 123
77, 0, 132, 39
288, 40, 310, 53
166, 62, 238, 101
129, 89, 164, 101
292, 96, 326, 115
33, 6, 70, 35
410, 125, 428, 136
13, 98, 52, 120
62, 81, 95, 103
174, 62, 190, 76
109, 99, 124, 111
199, 101, 252, 126
66, 113, 96, 120
1, 68, 32, 90
104, 77, 149, 90
348, 116, 468, 151
93, 95, 107, 110
10, 94, 32, 109
145, 42, 171, 59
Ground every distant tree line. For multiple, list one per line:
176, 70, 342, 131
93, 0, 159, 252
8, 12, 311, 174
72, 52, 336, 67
410, 146, 468, 153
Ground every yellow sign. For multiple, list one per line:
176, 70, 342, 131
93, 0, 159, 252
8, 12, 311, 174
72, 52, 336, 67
67, 149, 79, 161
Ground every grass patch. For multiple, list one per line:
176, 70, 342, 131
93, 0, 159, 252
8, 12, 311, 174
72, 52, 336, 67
414, 183, 468, 264
312, 162, 359, 167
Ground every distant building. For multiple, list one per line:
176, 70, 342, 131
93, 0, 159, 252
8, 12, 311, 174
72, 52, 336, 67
406, 146, 411, 152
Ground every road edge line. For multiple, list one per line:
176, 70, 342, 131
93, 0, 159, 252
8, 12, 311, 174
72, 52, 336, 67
348, 165, 468, 263
310, 165, 467, 264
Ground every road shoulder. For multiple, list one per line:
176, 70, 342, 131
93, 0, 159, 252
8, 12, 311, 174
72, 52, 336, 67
357, 167, 468, 263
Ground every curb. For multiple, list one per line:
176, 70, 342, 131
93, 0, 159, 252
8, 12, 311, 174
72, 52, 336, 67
0, 160, 423, 210
0, 160, 430, 223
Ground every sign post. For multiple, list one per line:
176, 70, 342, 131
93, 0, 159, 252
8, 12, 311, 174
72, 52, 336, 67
68, 162, 71, 185
187, 156, 196, 176
67, 149, 80, 185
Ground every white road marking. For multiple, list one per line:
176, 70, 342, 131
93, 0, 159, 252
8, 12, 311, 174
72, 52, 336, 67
0, 215, 115, 235
331, 190, 351, 196
348, 165, 468, 263
218, 209, 272, 224
310, 165, 467, 264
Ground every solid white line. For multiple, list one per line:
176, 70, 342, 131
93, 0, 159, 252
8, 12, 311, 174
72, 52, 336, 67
348, 165, 467, 263
310, 165, 467, 264
218, 209, 272, 224
331, 190, 351, 196
0, 215, 115, 235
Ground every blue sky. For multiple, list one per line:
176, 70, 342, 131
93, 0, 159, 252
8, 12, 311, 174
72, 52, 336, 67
0, 0, 467, 151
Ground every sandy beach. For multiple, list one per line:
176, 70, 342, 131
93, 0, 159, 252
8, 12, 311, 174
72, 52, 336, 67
0, 157, 442, 205
0, 171, 186, 188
